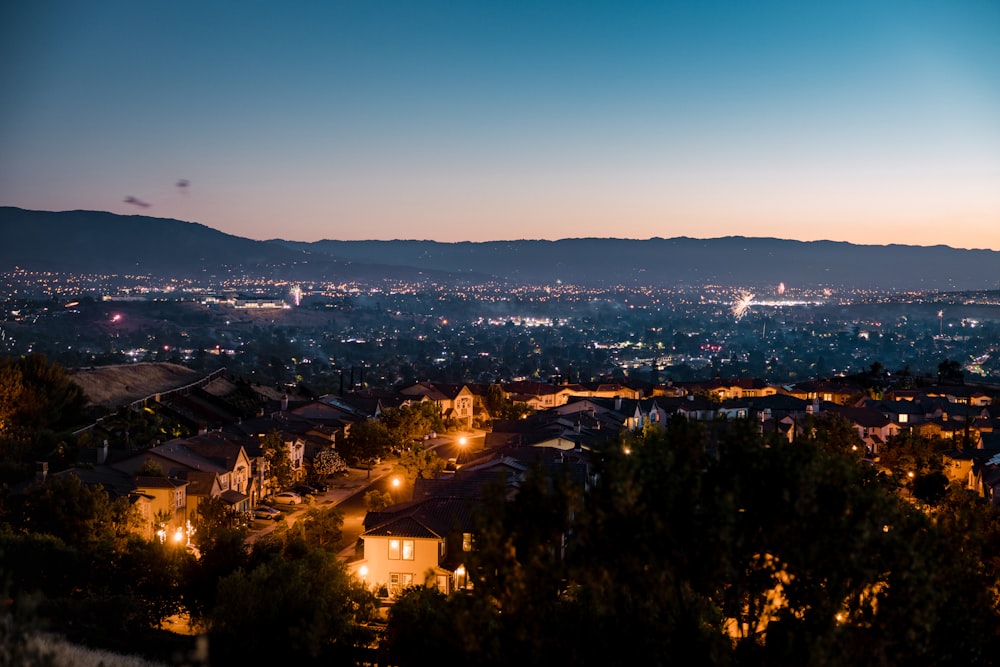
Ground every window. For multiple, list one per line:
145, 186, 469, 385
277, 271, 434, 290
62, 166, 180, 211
436, 574, 449, 594
389, 572, 413, 595
389, 538, 415, 560
463, 532, 473, 552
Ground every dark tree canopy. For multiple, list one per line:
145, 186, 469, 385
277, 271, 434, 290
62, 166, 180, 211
383, 418, 1000, 667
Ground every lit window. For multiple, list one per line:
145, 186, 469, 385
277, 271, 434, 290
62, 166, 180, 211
390, 572, 413, 595
402, 539, 414, 560
463, 532, 473, 552
388, 539, 400, 560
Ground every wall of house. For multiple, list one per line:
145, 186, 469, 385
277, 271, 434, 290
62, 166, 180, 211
362, 535, 443, 595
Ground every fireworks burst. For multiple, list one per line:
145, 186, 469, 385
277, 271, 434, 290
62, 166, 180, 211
731, 291, 755, 321
290, 285, 302, 307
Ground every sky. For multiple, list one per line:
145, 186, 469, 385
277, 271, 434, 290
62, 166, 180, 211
1, 1, 998, 248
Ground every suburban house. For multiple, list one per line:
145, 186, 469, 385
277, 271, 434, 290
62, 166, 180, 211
780, 380, 863, 406
352, 496, 479, 597
54, 464, 189, 543
501, 381, 576, 410
717, 393, 810, 423
351, 445, 591, 600
400, 382, 477, 428
134, 475, 191, 542
683, 377, 778, 401
110, 433, 254, 518
572, 382, 642, 400
823, 405, 901, 456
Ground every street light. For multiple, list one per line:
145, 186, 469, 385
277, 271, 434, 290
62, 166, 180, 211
457, 436, 468, 464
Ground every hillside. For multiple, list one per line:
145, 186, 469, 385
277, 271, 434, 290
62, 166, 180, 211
285, 237, 1000, 291
0, 207, 454, 283
4, 207, 999, 291
70, 363, 202, 408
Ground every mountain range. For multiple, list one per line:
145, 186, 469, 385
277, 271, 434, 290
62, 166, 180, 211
2, 207, 998, 291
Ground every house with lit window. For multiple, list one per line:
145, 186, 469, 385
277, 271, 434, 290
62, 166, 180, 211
110, 433, 254, 519
780, 380, 863, 406
351, 446, 591, 600
52, 465, 189, 543
133, 475, 190, 542
351, 496, 478, 598
501, 381, 576, 410
399, 382, 477, 428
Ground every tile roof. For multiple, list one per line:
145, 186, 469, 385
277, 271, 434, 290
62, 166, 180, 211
363, 497, 478, 538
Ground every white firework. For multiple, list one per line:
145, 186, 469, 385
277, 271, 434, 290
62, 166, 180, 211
731, 291, 754, 321
290, 285, 303, 306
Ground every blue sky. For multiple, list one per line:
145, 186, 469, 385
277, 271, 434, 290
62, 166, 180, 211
2, 1, 998, 248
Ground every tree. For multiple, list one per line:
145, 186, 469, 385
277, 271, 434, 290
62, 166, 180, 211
381, 416, 1000, 666
0, 354, 88, 437
136, 459, 165, 477
312, 448, 348, 479
0, 361, 24, 439
209, 548, 377, 663
937, 359, 964, 384
261, 429, 295, 490
364, 489, 394, 512
4, 473, 128, 547
285, 505, 345, 553
483, 384, 532, 420
342, 419, 390, 476
380, 402, 444, 447
193, 495, 246, 550
395, 445, 445, 483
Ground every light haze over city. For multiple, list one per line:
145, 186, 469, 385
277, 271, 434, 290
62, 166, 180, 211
2, 0, 998, 249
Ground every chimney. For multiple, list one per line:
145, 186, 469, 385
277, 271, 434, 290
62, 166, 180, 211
281, 394, 289, 411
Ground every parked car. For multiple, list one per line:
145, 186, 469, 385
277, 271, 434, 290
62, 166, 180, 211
293, 483, 320, 496
252, 505, 282, 521
272, 491, 303, 505
309, 481, 329, 493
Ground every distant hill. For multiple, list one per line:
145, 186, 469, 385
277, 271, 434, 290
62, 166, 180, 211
281, 237, 1000, 291
3, 208, 998, 290
0, 207, 453, 283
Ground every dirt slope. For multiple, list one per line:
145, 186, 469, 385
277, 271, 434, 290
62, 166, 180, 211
70, 363, 202, 408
